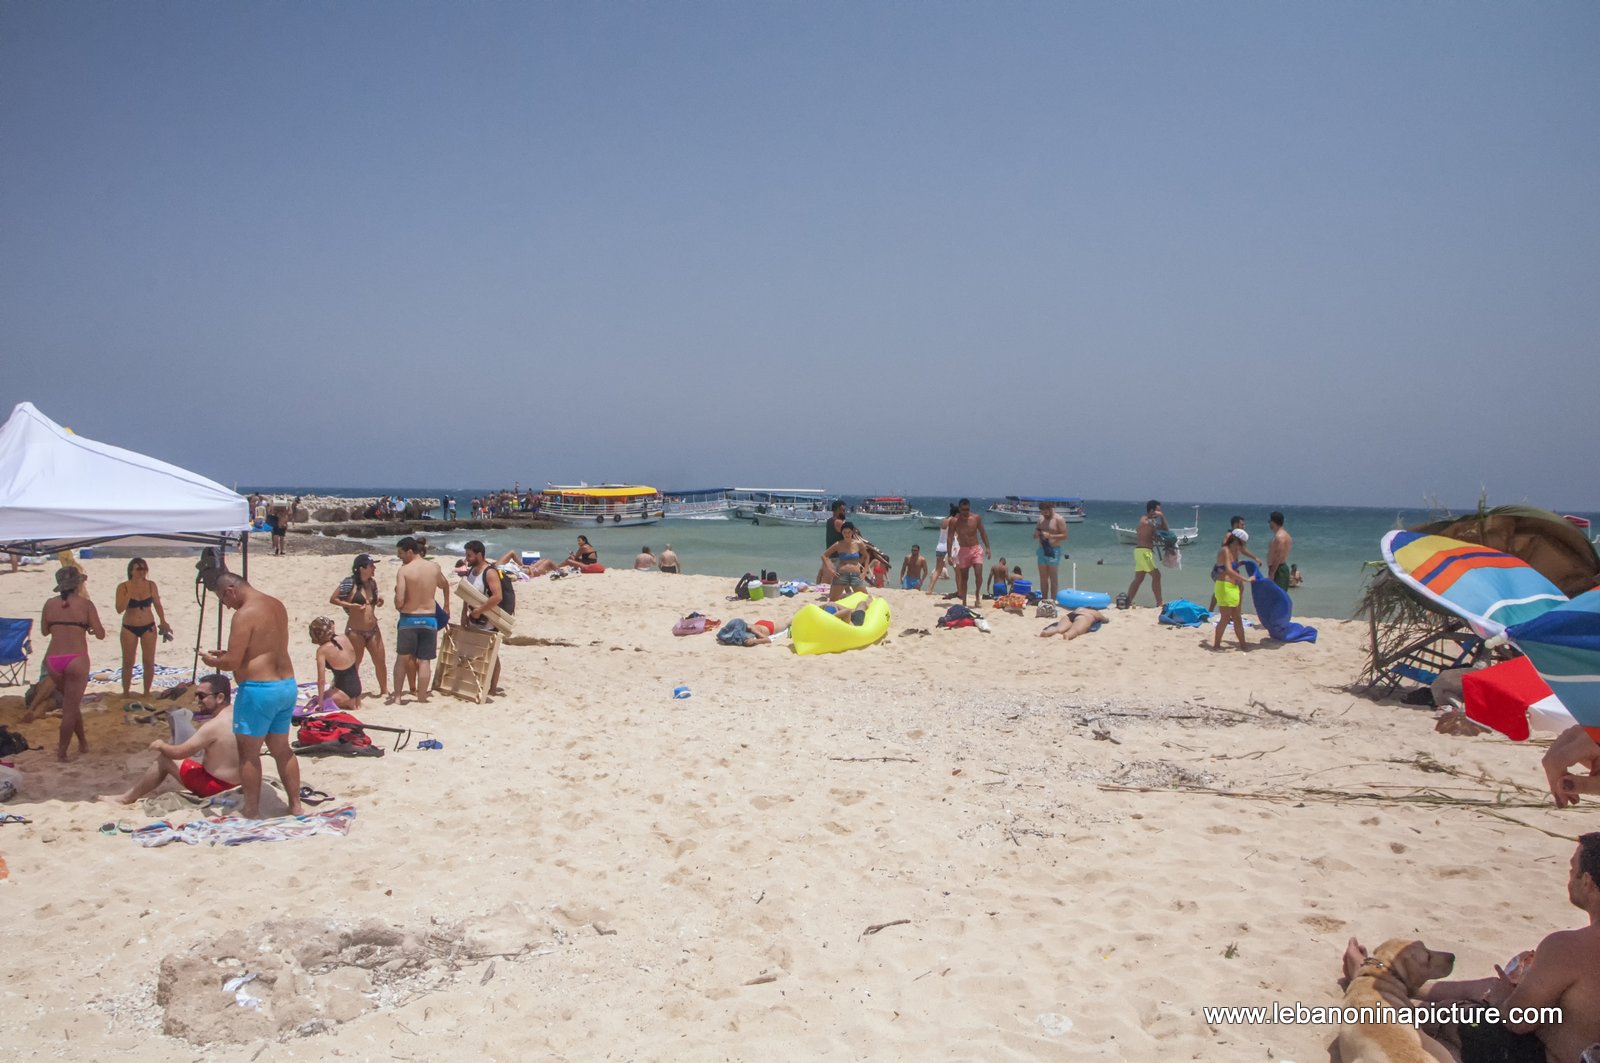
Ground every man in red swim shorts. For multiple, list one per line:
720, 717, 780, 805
98, 674, 244, 806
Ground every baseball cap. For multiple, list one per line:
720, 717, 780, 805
354, 553, 377, 568
1229, 529, 1249, 543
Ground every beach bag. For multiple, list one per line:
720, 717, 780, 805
731, 573, 756, 601
1158, 599, 1210, 628
937, 605, 978, 629
716, 618, 752, 645
0, 725, 31, 757
672, 613, 716, 636
294, 712, 383, 757
1035, 601, 1058, 619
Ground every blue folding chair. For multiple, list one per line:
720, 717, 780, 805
0, 618, 33, 686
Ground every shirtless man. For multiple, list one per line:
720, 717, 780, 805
899, 545, 928, 590
201, 574, 301, 819
985, 557, 1010, 598
1034, 501, 1068, 602
99, 674, 241, 805
660, 545, 682, 574
948, 499, 991, 609
1266, 511, 1294, 591
634, 546, 657, 571
1340, 832, 1600, 1063
390, 536, 450, 704
1125, 500, 1169, 608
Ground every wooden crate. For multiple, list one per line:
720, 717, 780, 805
432, 623, 500, 704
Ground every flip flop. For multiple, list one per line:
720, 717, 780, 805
298, 786, 333, 806
0, 813, 30, 825
98, 821, 134, 835
417, 739, 443, 750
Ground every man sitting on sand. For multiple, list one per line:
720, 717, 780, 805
99, 674, 241, 805
1039, 607, 1109, 640
1338, 832, 1600, 1063
986, 556, 1010, 598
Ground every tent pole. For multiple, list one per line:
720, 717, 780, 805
192, 588, 206, 682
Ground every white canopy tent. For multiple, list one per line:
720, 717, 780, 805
0, 401, 248, 553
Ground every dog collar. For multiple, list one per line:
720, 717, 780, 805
1359, 958, 1390, 973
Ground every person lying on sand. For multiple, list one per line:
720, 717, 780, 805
1039, 608, 1108, 640
1337, 831, 1600, 1063
98, 674, 241, 805
716, 619, 774, 646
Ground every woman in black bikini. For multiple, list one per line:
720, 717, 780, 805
309, 616, 364, 711
564, 535, 599, 570
329, 554, 387, 698
115, 558, 171, 696
41, 567, 105, 760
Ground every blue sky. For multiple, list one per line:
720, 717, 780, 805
2, 2, 1595, 508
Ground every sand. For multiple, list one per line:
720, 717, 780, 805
0, 552, 1588, 1061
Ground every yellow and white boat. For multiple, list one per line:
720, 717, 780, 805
538, 484, 664, 527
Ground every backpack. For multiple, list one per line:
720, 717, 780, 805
732, 573, 756, 600
294, 713, 384, 757
490, 566, 515, 614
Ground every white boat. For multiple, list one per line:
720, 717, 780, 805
987, 496, 1086, 524
921, 515, 947, 530
663, 487, 732, 520
539, 484, 664, 527
751, 506, 833, 527
730, 488, 830, 521
1111, 506, 1202, 546
851, 496, 922, 521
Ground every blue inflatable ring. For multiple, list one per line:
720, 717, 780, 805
1056, 589, 1113, 609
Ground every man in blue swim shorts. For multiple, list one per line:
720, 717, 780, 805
899, 544, 927, 590
389, 537, 450, 704
202, 573, 303, 819
1034, 501, 1068, 603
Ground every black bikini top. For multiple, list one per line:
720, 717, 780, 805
127, 596, 154, 610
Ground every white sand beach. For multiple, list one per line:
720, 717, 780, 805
0, 552, 1587, 1060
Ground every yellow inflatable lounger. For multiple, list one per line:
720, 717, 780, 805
791, 591, 891, 656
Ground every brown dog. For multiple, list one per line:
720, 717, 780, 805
1337, 938, 1457, 1063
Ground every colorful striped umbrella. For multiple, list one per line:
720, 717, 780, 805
1381, 531, 1568, 639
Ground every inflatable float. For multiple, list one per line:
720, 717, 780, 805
1056, 589, 1113, 610
791, 591, 890, 656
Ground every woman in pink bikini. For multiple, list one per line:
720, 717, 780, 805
41, 567, 106, 760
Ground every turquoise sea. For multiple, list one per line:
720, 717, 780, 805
247, 490, 1534, 620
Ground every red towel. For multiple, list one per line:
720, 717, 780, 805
1463, 657, 1553, 741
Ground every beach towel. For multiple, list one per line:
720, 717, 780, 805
88, 663, 191, 685
1158, 600, 1210, 628
1240, 561, 1318, 643
131, 806, 356, 848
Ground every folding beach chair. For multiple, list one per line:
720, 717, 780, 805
1366, 619, 1484, 698
0, 618, 32, 686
